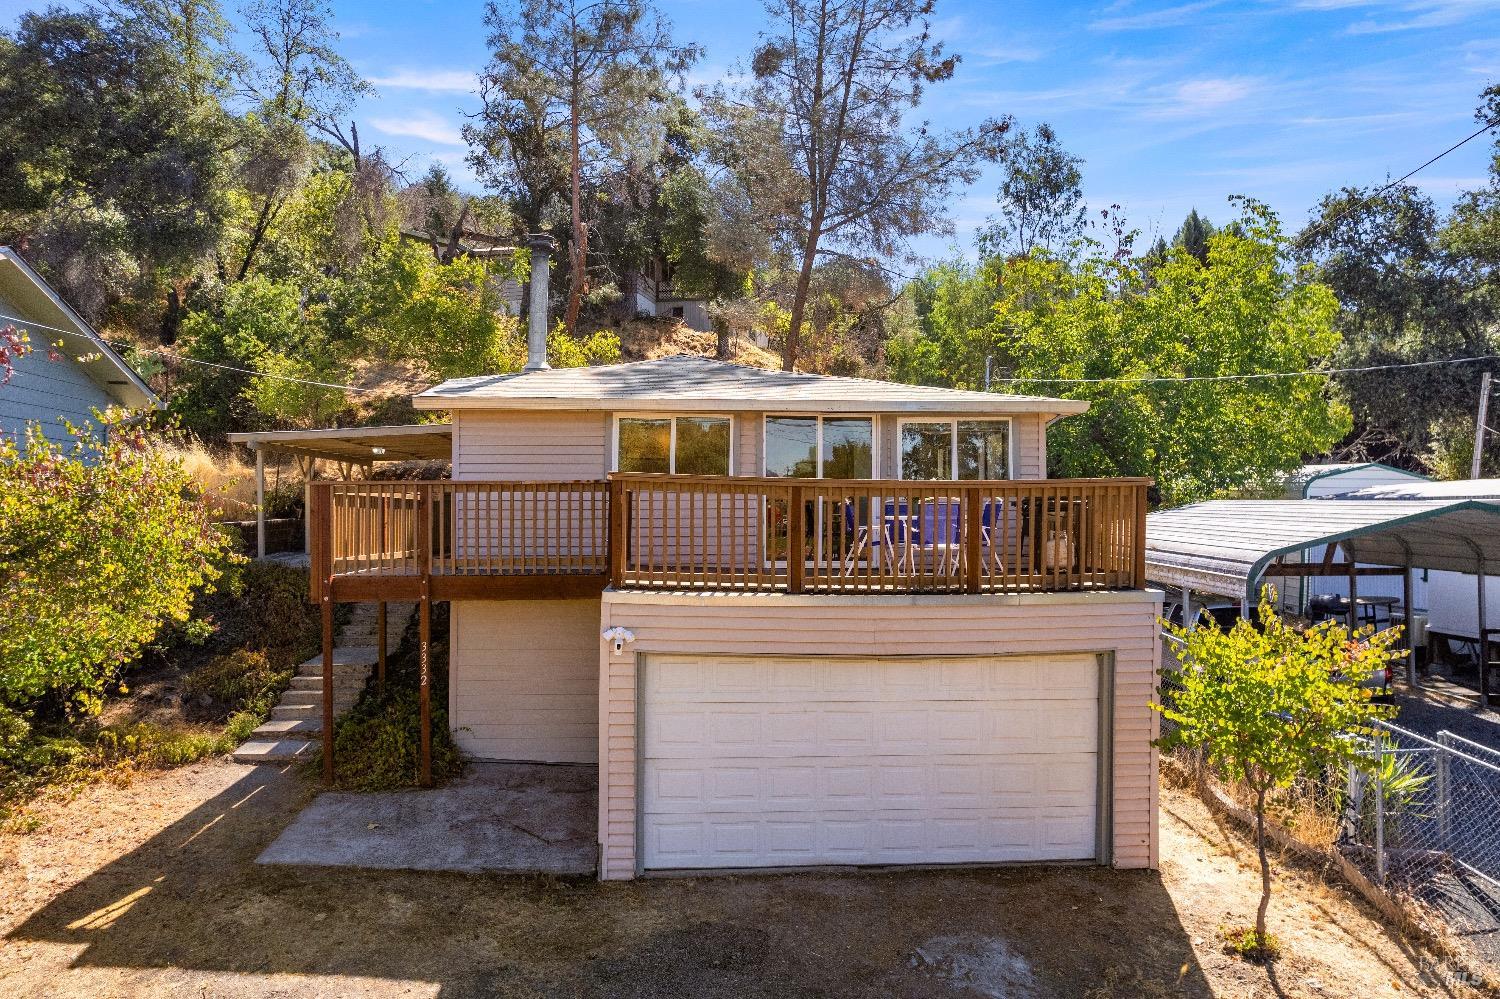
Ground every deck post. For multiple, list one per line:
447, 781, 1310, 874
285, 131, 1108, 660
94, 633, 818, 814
418, 582, 432, 787
608, 478, 626, 587
418, 482, 433, 787
376, 601, 387, 691
254, 447, 266, 559
1132, 483, 1147, 589
321, 583, 334, 785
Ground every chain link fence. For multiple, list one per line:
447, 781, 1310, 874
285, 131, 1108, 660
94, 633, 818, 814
1160, 634, 1500, 971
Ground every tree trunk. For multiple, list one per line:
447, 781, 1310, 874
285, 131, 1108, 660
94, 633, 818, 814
563, 90, 585, 337
1255, 785, 1272, 941
236, 194, 281, 283
785, 218, 823, 372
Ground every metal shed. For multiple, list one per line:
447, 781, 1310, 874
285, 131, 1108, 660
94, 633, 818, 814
1146, 498, 1500, 703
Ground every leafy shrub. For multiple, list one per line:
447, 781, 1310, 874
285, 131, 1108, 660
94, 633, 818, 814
91, 722, 232, 768
328, 688, 463, 791
0, 415, 241, 711
325, 601, 462, 790
184, 561, 323, 671
181, 649, 292, 720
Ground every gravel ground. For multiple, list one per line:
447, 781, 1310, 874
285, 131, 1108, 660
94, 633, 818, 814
0, 759, 1490, 999
1393, 671, 1500, 747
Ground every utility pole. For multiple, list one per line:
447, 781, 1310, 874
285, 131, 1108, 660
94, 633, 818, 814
1473, 371, 1492, 480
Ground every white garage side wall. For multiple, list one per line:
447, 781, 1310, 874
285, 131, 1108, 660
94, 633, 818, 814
449, 598, 600, 763
597, 589, 1163, 880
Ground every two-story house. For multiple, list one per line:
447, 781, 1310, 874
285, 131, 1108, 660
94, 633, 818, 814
306, 349, 1162, 880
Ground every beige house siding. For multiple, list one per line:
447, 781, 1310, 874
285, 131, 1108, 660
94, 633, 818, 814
449, 409, 1055, 483
597, 589, 1162, 880
449, 598, 601, 763
452, 409, 610, 480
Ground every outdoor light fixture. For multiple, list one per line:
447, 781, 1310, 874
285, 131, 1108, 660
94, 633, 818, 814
602, 626, 635, 656
370, 446, 386, 455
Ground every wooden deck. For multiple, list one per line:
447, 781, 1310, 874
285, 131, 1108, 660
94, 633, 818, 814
307, 475, 1150, 603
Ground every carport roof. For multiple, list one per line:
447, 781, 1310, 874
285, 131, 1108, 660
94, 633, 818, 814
226, 423, 452, 464
1146, 499, 1500, 602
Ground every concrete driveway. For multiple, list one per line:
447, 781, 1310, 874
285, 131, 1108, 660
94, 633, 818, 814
256, 762, 596, 875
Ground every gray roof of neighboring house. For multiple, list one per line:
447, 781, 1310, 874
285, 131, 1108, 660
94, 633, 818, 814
1319, 479, 1500, 501
413, 355, 1090, 415
0, 247, 159, 411
1146, 498, 1500, 601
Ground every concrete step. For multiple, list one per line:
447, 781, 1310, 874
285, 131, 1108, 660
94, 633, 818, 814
280, 688, 322, 706
292, 642, 375, 672
252, 717, 322, 737
231, 738, 319, 764
271, 702, 319, 720
288, 675, 368, 692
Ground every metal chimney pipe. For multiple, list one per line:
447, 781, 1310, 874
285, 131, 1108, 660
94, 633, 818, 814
525, 233, 555, 371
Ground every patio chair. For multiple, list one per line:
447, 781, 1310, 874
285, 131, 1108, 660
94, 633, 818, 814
911, 496, 963, 576
979, 497, 1010, 576
841, 497, 910, 574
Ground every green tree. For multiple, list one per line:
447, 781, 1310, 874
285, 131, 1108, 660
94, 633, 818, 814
994, 199, 1349, 505
702, 0, 1009, 371
1158, 593, 1399, 951
0, 415, 240, 712
1296, 183, 1491, 468
978, 123, 1087, 259
0, 3, 236, 318
470, 0, 700, 335
1174, 208, 1214, 264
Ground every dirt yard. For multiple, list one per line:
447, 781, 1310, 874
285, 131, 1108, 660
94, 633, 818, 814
0, 760, 1490, 999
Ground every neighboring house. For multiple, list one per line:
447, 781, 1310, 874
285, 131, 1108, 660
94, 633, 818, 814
307, 350, 1162, 880
1279, 462, 1433, 615
626, 258, 710, 332
0, 247, 160, 446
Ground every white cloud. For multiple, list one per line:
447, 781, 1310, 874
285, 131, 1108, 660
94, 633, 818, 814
1154, 76, 1258, 115
1285, 0, 1500, 34
368, 111, 464, 146
367, 68, 477, 94
1089, 0, 1226, 31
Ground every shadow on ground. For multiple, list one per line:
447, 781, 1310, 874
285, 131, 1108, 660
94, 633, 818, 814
8, 767, 1213, 998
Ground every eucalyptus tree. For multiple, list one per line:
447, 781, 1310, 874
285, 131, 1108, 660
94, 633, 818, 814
978, 123, 1087, 259
468, 0, 700, 334
702, 0, 1008, 371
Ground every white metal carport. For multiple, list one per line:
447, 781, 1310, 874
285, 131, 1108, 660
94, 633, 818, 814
1146, 499, 1500, 704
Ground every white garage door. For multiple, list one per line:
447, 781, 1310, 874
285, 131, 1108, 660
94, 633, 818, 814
641, 653, 1101, 871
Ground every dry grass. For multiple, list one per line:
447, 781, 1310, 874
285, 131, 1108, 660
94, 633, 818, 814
618, 318, 782, 369
158, 437, 258, 516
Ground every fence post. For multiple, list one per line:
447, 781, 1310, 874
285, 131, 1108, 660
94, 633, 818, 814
1374, 741, 1387, 887
1437, 731, 1452, 850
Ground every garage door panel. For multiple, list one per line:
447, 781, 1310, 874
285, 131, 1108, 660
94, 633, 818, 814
646, 655, 1097, 704
644, 809, 1097, 869
645, 752, 1098, 814
648, 702, 1095, 759
642, 654, 1100, 870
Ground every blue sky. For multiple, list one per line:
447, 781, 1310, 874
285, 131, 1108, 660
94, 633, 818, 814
6, 0, 1500, 259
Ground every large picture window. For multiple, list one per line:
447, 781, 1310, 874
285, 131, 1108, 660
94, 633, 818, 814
899, 419, 1011, 480
764, 416, 874, 478
616, 415, 731, 475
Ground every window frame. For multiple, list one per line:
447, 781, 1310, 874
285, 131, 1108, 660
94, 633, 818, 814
611, 413, 736, 475
761, 413, 880, 479
895, 416, 1015, 481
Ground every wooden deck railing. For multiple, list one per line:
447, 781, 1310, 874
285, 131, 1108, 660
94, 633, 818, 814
608, 474, 1149, 595
308, 476, 1149, 600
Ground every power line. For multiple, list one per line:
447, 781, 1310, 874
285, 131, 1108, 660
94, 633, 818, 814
1295, 113, 1500, 249
992, 353, 1500, 386
0, 310, 379, 394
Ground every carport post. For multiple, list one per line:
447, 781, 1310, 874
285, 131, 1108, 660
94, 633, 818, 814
1480, 561, 1491, 708
1402, 565, 1416, 686
1346, 547, 1359, 631
254, 446, 266, 559
1182, 586, 1195, 631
